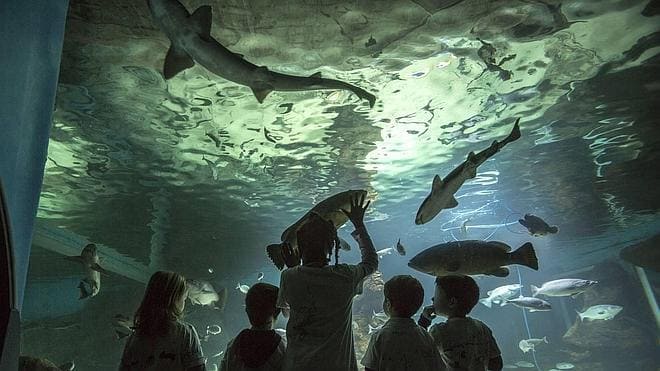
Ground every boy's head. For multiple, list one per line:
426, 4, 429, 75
297, 213, 339, 265
245, 283, 281, 327
383, 275, 424, 318
433, 275, 479, 317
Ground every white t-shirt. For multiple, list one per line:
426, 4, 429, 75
429, 317, 500, 371
361, 317, 445, 371
119, 320, 205, 371
219, 329, 286, 371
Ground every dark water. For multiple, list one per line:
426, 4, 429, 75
22, 0, 659, 370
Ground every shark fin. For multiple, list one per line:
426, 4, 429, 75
90, 263, 111, 275
251, 87, 273, 103
164, 45, 194, 79
467, 151, 476, 162
190, 5, 213, 40
309, 72, 322, 78
486, 267, 510, 277
432, 175, 443, 191
447, 197, 458, 208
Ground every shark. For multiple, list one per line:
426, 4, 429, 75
66, 243, 111, 299
415, 118, 521, 225
147, 0, 376, 107
266, 189, 367, 270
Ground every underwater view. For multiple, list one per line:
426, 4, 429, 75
18, 0, 660, 370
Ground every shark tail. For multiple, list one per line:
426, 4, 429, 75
510, 242, 538, 270
501, 117, 521, 147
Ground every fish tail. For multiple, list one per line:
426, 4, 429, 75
542, 336, 548, 343
266, 243, 285, 270
503, 117, 521, 145
530, 285, 540, 297
510, 242, 538, 270
479, 298, 492, 308
350, 85, 376, 108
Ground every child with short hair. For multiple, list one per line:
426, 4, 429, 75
419, 275, 503, 371
362, 275, 444, 371
220, 283, 286, 371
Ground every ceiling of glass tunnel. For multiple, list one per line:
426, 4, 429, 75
35, 0, 660, 280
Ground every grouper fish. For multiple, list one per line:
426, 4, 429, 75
147, 0, 376, 107
408, 240, 538, 277
66, 243, 110, 299
415, 118, 521, 225
266, 189, 367, 270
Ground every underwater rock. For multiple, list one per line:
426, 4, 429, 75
561, 261, 656, 369
353, 270, 385, 315
619, 234, 660, 272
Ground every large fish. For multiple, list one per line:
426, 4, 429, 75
266, 189, 367, 270
147, 0, 376, 107
415, 118, 521, 224
619, 234, 660, 272
66, 244, 110, 299
408, 240, 538, 277
530, 278, 597, 298
186, 279, 227, 310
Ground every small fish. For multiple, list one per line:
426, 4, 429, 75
505, 296, 552, 312
113, 314, 134, 340
503, 365, 519, 369
368, 323, 383, 334
515, 361, 535, 368
577, 305, 622, 321
531, 278, 598, 298
555, 362, 575, 369
210, 351, 224, 358
480, 284, 523, 308
395, 239, 406, 256
415, 119, 520, 224
408, 240, 537, 277
518, 337, 547, 353
187, 279, 228, 310
206, 324, 222, 335
205, 131, 222, 147
66, 243, 110, 299
518, 214, 558, 236
257, 272, 264, 281
236, 282, 250, 294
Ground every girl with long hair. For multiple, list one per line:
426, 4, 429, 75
119, 271, 205, 371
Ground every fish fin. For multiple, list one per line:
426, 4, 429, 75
266, 244, 285, 270
518, 218, 528, 227
467, 151, 476, 163
432, 174, 443, 191
549, 226, 559, 234
570, 292, 582, 299
447, 261, 460, 272
499, 301, 507, 307
90, 263, 111, 275
479, 298, 492, 308
487, 267, 509, 277
163, 45, 194, 79
505, 117, 522, 144
447, 197, 458, 208
510, 242, 538, 270
486, 289, 494, 296
491, 241, 512, 252
78, 281, 90, 300
542, 336, 548, 343
309, 71, 322, 78
190, 5, 213, 40
530, 285, 540, 297
251, 86, 273, 103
